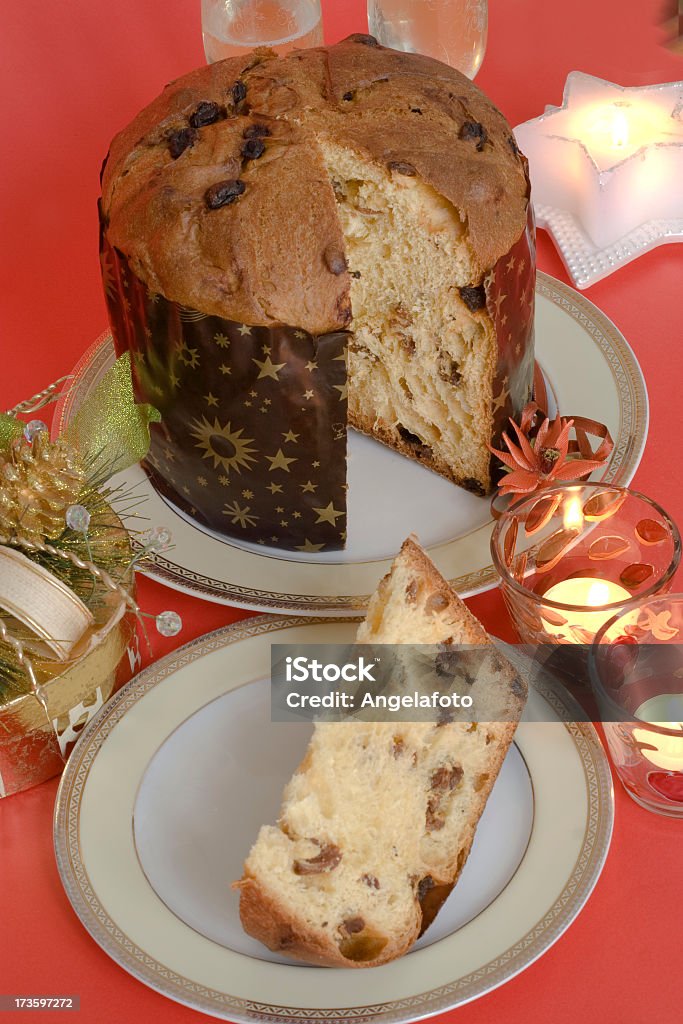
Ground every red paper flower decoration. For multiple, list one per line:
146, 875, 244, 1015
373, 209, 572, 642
489, 403, 612, 497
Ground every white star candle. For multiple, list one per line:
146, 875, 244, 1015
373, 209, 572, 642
514, 73, 683, 270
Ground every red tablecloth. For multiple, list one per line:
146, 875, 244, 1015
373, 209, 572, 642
1, 1, 682, 1021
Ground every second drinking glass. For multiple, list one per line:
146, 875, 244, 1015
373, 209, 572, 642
367, 0, 488, 78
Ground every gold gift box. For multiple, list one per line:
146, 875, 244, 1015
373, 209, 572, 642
0, 579, 139, 800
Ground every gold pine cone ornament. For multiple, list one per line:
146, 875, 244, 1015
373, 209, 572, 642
0, 427, 85, 545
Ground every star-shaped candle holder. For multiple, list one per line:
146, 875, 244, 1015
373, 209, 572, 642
515, 73, 683, 288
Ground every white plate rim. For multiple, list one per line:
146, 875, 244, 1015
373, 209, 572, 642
54, 272, 648, 614
54, 616, 614, 1023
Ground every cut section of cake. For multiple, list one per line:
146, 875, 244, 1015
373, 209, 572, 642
237, 538, 527, 967
322, 141, 499, 492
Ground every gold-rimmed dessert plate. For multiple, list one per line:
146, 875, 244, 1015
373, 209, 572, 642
55, 273, 647, 614
55, 617, 614, 1022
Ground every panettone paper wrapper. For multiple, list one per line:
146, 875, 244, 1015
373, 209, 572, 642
101, 232, 348, 552
486, 203, 536, 448
0, 604, 140, 799
100, 206, 534, 551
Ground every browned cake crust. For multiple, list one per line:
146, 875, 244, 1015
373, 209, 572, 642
101, 35, 529, 336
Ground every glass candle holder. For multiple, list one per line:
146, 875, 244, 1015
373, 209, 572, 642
590, 595, 683, 817
491, 483, 680, 657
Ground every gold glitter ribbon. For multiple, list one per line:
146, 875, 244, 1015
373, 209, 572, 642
0, 414, 22, 454
1, 354, 158, 477
0, 546, 94, 661
64, 352, 160, 478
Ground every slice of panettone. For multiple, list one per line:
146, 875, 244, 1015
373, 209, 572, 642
237, 537, 527, 967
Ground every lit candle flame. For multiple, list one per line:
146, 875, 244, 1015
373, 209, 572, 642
586, 580, 612, 607
587, 104, 634, 155
563, 495, 584, 531
611, 110, 629, 148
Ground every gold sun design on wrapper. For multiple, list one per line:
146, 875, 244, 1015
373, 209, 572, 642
190, 417, 258, 475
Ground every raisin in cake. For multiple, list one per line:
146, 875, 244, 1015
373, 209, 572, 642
237, 538, 527, 967
100, 36, 535, 551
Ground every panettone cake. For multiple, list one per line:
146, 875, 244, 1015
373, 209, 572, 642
100, 34, 535, 551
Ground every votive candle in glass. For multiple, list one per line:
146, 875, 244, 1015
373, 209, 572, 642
491, 483, 680, 651
590, 594, 683, 817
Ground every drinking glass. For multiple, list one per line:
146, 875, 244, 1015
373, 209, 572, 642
590, 595, 683, 817
201, 0, 323, 64
367, 0, 488, 78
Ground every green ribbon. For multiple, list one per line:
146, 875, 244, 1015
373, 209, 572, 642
65, 351, 160, 480
1, 352, 159, 481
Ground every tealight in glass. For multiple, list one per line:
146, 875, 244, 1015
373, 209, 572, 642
490, 484, 680, 655
590, 594, 683, 817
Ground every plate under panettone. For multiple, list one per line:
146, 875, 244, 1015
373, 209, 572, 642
55, 272, 647, 614
54, 617, 614, 1022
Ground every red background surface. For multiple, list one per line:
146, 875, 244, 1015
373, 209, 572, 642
1, 1, 682, 1021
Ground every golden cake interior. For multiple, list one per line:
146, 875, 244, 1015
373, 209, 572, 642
320, 141, 497, 490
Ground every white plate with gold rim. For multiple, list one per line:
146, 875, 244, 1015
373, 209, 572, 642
54, 617, 613, 1023
55, 273, 647, 614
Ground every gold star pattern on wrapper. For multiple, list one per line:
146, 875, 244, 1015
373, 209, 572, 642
266, 449, 297, 473
313, 501, 345, 525
253, 355, 286, 381
492, 378, 511, 414
296, 539, 326, 552
223, 501, 259, 528
486, 205, 537, 440
101, 238, 349, 551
